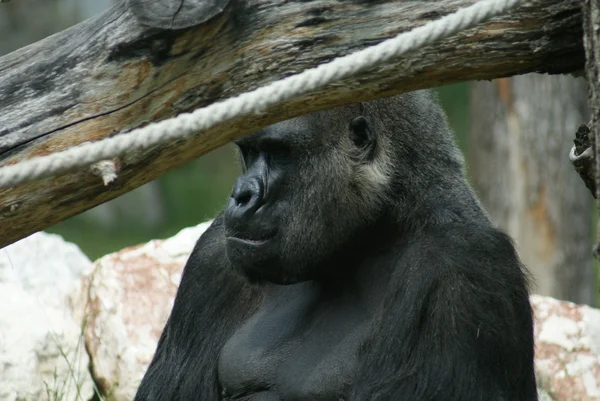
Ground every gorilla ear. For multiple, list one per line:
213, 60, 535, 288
349, 116, 376, 159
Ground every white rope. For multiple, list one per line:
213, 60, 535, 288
0, 0, 527, 188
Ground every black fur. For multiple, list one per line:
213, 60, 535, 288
134, 91, 537, 401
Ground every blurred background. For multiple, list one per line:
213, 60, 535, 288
1, 0, 596, 305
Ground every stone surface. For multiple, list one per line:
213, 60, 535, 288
533, 294, 600, 401
77, 221, 211, 400
0, 232, 94, 401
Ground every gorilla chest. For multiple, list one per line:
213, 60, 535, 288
218, 284, 368, 401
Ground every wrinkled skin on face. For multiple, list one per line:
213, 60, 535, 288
223, 105, 392, 284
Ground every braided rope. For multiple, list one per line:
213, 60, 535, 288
0, 0, 527, 188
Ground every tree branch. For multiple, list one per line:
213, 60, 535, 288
0, 0, 584, 248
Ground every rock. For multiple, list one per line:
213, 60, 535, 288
533, 294, 600, 401
80, 220, 600, 401
0, 232, 94, 401
77, 221, 211, 401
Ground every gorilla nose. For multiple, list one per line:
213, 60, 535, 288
226, 177, 264, 223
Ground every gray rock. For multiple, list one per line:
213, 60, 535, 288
0, 232, 94, 401
533, 294, 600, 400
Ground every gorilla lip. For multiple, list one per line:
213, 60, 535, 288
226, 235, 274, 246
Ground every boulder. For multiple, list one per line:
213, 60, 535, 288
76, 222, 211, 400
0, 232, 94, 401
533, 294, 600, 400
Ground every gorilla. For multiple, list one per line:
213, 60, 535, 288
134, 92, 537, 401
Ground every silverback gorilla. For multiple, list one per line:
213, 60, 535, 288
134, 92, 537, 401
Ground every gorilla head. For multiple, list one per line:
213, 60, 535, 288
223, 92, 469, 284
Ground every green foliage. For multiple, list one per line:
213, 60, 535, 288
437, 83, 470, 153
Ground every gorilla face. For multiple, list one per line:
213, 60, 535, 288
224, 107, 392, 284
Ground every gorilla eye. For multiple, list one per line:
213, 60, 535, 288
236, 144, 259, 171
240, 145, 259, 161
260, 140, 290, 158
247, 147, 259, 158
349, 116, 375, 150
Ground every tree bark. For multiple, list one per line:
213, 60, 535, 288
583, 0, 600, 262
0, 0, 584, 248
470, 75, 595, 306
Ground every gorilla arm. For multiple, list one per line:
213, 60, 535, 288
134, 216, 264, 401
350, 224, 537, 401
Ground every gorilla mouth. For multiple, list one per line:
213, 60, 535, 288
226, 234, 275, 246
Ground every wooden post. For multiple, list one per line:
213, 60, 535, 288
583, 0, 600, 260
471, 76, 594, 305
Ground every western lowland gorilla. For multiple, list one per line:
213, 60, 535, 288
134, 91, 537, 401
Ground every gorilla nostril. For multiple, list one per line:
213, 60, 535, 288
235, 191, 252, 207
230, 177, 264, 211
